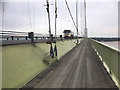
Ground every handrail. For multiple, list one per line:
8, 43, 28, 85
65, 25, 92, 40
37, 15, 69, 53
92, 39, 120, 53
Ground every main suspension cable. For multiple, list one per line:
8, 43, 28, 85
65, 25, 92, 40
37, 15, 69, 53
65, 0, 77, 30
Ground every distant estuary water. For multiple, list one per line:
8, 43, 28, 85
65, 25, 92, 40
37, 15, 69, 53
101, 41, 120, 51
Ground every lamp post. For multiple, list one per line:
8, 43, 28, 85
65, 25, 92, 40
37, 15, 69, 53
46, 0, 54, 58
54, 0, 57, 56
84, 0, 87, 38
76, 0, 79, 44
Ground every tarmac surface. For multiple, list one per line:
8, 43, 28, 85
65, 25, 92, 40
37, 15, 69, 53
22, 39, 118, 89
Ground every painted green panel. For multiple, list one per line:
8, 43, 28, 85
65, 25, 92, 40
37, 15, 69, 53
2, 39, 77, 88
90, 39, 120, 88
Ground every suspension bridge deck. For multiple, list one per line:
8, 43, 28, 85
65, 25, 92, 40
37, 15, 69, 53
22, 39, 118, 89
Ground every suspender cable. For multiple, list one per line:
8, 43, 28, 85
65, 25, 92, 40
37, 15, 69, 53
2, 2, 4, 31
33, 3, 35, 32
46, 0, 54, 58
27, 1, 34, 44
27, 0, 32, 30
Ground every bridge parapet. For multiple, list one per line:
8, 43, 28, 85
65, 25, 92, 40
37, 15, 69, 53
2, 39, 80, 88
90, 39, 120, 89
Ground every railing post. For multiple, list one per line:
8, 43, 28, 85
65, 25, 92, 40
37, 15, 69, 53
36, 37, 38, 40
51, 34, 53, 41
60, 35, 62, 41
25, 36, 27, 40
11, 36, 14, 40
28, 32, 34, 44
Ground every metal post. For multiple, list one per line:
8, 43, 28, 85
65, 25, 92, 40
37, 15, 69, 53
55, 0, 57, 41
76, 0, 79, 44
54, 0, 57, 56
46, 0, 54, 58
84, 0, 87, 38
28, 32, 34, 44
31, 32, 34, 43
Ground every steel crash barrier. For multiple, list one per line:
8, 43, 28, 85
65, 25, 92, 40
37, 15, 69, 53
90, 39, 120, 88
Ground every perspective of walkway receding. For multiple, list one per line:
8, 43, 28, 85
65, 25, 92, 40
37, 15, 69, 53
22, 39, 118, 89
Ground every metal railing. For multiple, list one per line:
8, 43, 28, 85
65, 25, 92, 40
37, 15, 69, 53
90, 39, 120, 88
0, 30, 49, 40
0, 30, 82, 46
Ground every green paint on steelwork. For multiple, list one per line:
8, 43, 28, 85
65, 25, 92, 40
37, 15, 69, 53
2, 44, 48, 88
2, 39, 77, 88
57, 40, 77, 59
90, 39, 120, 89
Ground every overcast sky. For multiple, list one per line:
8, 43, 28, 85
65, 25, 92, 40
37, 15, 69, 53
0, 0, 119, 37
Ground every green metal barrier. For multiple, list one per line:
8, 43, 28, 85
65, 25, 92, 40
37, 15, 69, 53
2, 39, 79, 88
90, 39, 120, 88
